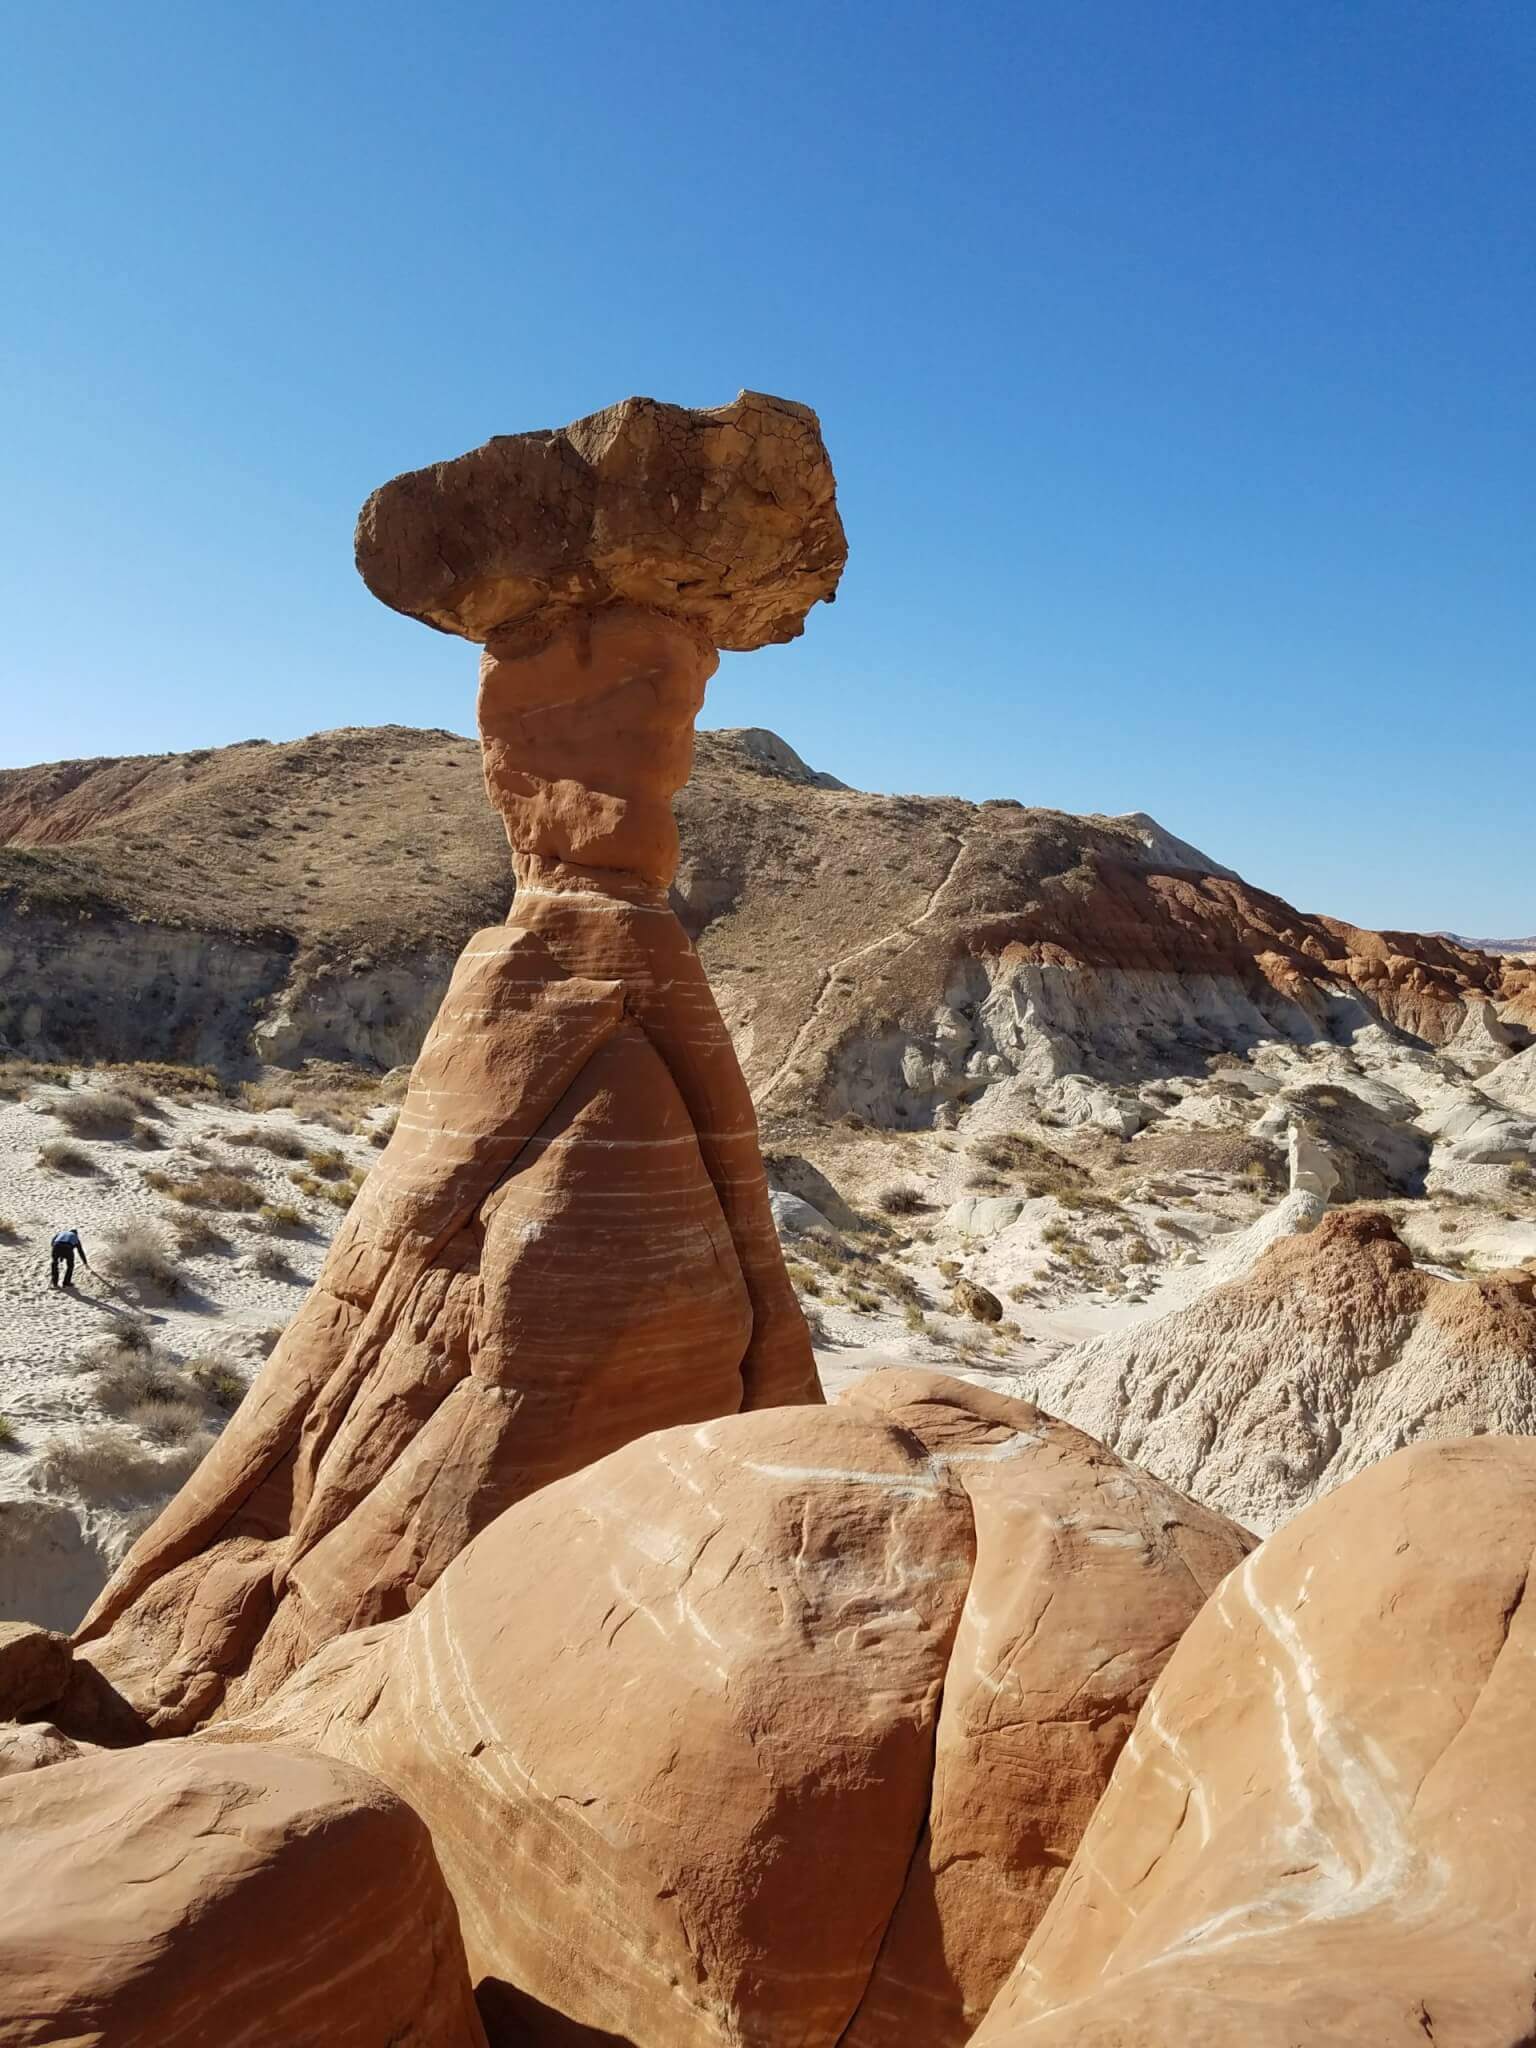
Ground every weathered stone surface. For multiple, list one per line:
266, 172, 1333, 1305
355, 390, 846, 650
0, 1620, 72, 1718
0, 1721, 85, 1779
0, 1738, 486, 2046
973, 1438, 1536, 2047
221, 1372, 1248, 2047
74, 394, 832, 1730
834, 1374, 1251, 2046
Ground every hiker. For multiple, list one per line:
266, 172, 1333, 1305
50, 1227, 89, 1290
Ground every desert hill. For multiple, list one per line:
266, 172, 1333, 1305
2, 724, 1530, 1096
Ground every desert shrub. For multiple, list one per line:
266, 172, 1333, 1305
252, 1243, 295, 1280
0, 1415, 18, 1450
186, 1355, 248, 1408
1124, 1238, 1153, 1265
322, 1183, 356, 1211
877, 1184, 927, 1216
50, 1089, 143, 1138
902, 1303, 931, 1335
169, 1169, 263, 1212
260, 1201, 305, 1232
169, 1210, 231, 1256
240, 1080, 297, 1113
96, 1357, 186, 1416
35, 1425, 212, 1500
111, 1061, 221, 1099
101, 1222, 182, 1300
227, 1123, 308, 1160
0, 1218, 17, 1244
304, 1147, 349, 1180
368, 1112, 399, 1147
124, 1397, 205, 1445
937, 1257, 961, 1281
38, 1139, 96, 1175
100, 1320, 153, 1357
1007, 1281, 1035, 1302
0, 1058, 70, 1100
1041, 1220, 1071, 1248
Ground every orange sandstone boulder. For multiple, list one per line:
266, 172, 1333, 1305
220, 1372, 1248, 2047
973, 1437, 1536, 2048
835, 1373, 1252, 2046
0, 1738, 486, 2047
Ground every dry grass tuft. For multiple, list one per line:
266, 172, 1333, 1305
101, 1222, 182, 1301
38, 1138, 98, 1175
124, 1397, 205, 1445
186, 1355, 248, 1408
95, 1356, 186, 1416
227, 1123, 308, 1160
168, 1210, 231, 1257
35, 1425, 213, 1500
876, 1184, 928, 1216
166, 1169, 264, 1212
259, 1201, 305, 1233
0, 1415, 19, 1450
252, 1243, 296, 1280
49, 1089, 145, 1139
109, 1061, 222, 1099
0, 1058, 72, 1100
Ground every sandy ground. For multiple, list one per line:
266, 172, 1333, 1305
0, 1070, 388, 1626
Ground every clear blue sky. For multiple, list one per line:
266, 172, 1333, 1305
2, 1, 1531, 934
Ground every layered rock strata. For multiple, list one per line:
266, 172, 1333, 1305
216, 1370, 1250, 2047
73, 393, 846, 1730
1035, 1208, 1536, 1530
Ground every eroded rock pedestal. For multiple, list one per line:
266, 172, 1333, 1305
74, 393, 847, 1732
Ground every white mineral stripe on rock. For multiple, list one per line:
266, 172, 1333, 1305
514, 886, 675, 916
742, 1458, 947, 1496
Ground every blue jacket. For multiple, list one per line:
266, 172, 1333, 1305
52, 1230, 83, 1255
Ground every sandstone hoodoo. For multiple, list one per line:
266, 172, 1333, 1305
73, 392, 847, 1730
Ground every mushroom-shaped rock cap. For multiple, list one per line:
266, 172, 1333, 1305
355, 390, 847, 652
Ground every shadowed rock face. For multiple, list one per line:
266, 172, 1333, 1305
213, 1371, 1250, 2048
74, 392, 845, 1731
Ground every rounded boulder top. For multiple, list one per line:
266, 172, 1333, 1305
354, 389, 848, 651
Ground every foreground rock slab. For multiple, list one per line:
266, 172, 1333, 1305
73, 392, 845, 1728
0, 1738, 486, 2046
218, 1371, 1249, 2047
972, 1436, 1536, 2047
